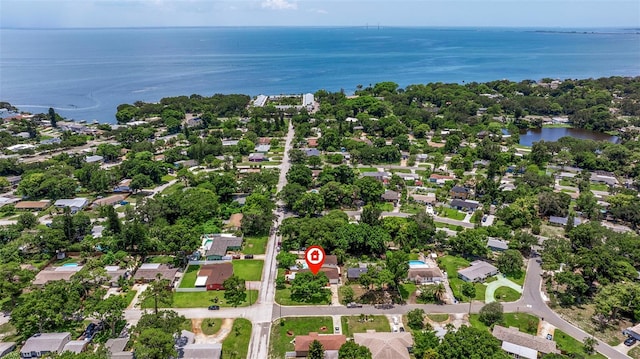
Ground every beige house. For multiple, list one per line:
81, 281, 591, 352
354, 331, 413, 359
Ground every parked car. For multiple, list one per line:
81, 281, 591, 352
244, 255, 254, 259
346, 302, 362, 308
624, 337, 637, 346
399, 327, 405, 332
546, 334, 553, 340
375, 304, 394, 309
232, 254, 241, 259
334, 327, 340, 333
208, 305, 220, 310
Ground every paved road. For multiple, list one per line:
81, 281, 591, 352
246, 120, 295, 359
344, 210, 474, 229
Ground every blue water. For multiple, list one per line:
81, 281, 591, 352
409, 260, 427, 267
62, 263, 79, 267
1, 27, 639, 123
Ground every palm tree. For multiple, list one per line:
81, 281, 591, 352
434, 283, 447, 304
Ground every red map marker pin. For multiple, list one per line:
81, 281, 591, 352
304, 245, 326, 275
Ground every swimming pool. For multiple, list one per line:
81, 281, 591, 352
408, 260, 430, 268
62, 263, 79, 267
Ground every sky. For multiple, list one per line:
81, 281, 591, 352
0, 0, 639, 28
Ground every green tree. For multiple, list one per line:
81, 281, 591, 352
287, 164, 313, 187
385, 250, 409, 289
462, 282, 476, 314
133, 328, 176, 359
496, 249, 523, 276
17, 212, 37, 229
135, 310, 185, 337
87, 294, 126, 337
355, 177, 384, 204
583, 336, 597, 355
338, 341, 372, 359
290, 272, 330, 303
413, 329, 441, 359
293, 192, 325, 217
438, 325, 508, 359
339, 286, 355, 304
223, 275, 247, 307
479, 302, 504, 326
139, 275, 172, 315
49, 107, 57, 127
276, 251, 298, 269
308, 339, 324, 359
0, 262, 34, 311
360, 205, 382, 226
308, 155, 322, 169
407, 308, 426, 330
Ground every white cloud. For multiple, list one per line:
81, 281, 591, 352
309, 8, 328, 14
261, 0, 297, 10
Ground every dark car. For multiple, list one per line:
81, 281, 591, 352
375, 304, 394, 309
244, 255, 254, 259
208, 305, 220, 310
346, 302, 362, 308
399, 327, 405, 332
624, 337, 637, 346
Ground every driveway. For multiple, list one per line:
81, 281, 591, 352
485, 276, 523, 303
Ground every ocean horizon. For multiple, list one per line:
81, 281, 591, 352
1, 26, 639, 123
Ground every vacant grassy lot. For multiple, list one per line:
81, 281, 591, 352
140, 290, 257, 308
554, 330, 606, 359
243, 236, 267, 255
201, 318, 222, 335
233, 260, 264, 281
275, 287, 331, 306
399, 283, 416, 300
554, 304, 630, 347
341, 315, 391, 338
358, 167, 378, 173
469, 313, 539, 335
440, 207, 466, 220
270, 317, 333, 359
222, 319, 252, 359
427, 314, 449, 322
438, 255, 485, 301
179, 265, 200, 288
494, 287, 521, 302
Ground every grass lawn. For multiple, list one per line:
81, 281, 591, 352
590, 183, 609, 192
358, 167, 378, 173
201, 318, 222, 336
179, 265, 200, 288
275, 287, 331, 306
440, 207, 466, 220
141, 290, 258, 308
507, 272, 526, 286
222, 318, 252, 359
0, 322, 18, 342
408, 253, 420, 260
554, 304, 630, 348
147, 255, 174, 264
270, 317, 333, 358
121, 290, 137, 307
427, 314, 449, 322
341, 315, 391, 338
401, 203, 426, 214
233, 260, 264, 281
438, 256, 485, 301
399, 283, 416, 300
554, 330, 606, 359
434, 221, 461, 231
161, 174, 176, 182
628, 346, 640, 359
494, 287, 521, 302
243, 236, 268, 255
377, 202, 394, 212
469, 313, 539, 335
161, 182, 184, 196
559, 179, 575, 187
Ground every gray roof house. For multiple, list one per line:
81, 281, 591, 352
54, 198, 89, 214
492, 325, 558, 358
303, 148, 321, 157
62, 340, 87, 354
254, 144, 271, 153
408, 267, 444, 284
347, 267, 368, 280
179, 343, 222, 359
21, 332, 71, 358
0, 342, 16, 358
487, 238, 509, 252
549, 216, 581, 227
623, 323, 640, 341
457, 260, 498, 282
361, 171, 391, 181
381, 190, 400, 202
202, 234, 243, 259
105, 338, 132, 359
85, 155, 104, 164
450, 199, 480, 211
